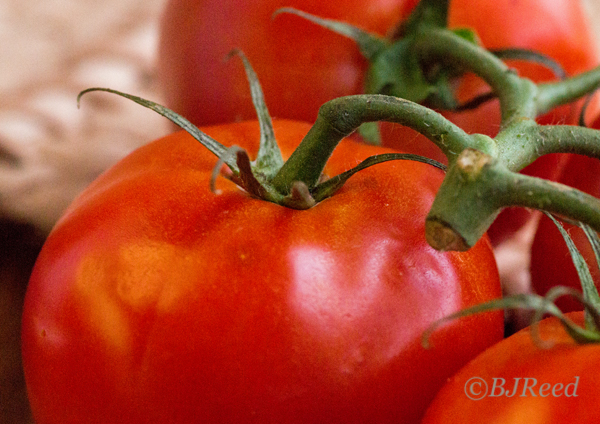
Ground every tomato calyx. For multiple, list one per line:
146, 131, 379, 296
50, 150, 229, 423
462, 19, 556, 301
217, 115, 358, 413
273, 5, 464, 118
274, 3, 567, 127
78, 77, 600, 249
79, 53, 446, 210
271, 8, 387, 63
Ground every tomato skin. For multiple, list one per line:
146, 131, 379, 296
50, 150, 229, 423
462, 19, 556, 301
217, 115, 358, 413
22, 120, 502, 424
422, 311, 600, 423
158, 0, 418, 127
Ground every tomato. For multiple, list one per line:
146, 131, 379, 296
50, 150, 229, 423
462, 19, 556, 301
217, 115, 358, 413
22, 120, 503, 424
530, 115, 600, 312
422, 311, 600, 423
446, 0, 600, 136
157, 0, 418, 127
158, 0, 597, 129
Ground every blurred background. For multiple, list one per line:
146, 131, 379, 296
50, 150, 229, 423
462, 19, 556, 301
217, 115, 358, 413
2, 1, 600, 423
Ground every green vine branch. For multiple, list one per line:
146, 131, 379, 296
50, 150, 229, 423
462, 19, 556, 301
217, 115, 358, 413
425, 149, 600, 250
272, 94, 473, 193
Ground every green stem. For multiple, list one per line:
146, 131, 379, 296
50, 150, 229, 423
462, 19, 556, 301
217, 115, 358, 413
271, 94, 473, 193
496, 124, 600, 171
504, 175, 600, 231
426, 149, 600, 250
413, 27, 537, 123
537, 66, 600, 115
532, 125, 600, 157
412, 29, 600, 130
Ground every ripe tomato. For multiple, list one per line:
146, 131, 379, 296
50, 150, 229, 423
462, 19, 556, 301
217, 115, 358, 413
446, 0, 600, 136
422, 311, 600, 423
157, 0, 418, 127
530, 115, 600, 312
22, 120, 503, 424
158, 0, 598, 130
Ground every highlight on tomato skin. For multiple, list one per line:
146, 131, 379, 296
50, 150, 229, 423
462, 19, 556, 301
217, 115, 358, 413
21, 120, 504, 424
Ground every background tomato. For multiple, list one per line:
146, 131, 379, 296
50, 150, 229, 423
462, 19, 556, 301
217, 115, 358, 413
422, 311, 600, 423
158, 0, 598, 130
530, 116, 600, 312
446, 0, 600, 136
22, 120, 503, 424
157, 0, 418, 127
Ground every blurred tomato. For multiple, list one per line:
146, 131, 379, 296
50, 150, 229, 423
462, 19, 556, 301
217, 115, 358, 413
158, 0, 418, 126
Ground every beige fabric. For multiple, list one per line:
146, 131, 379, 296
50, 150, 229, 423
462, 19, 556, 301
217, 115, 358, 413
0, 0, 170, 233
0, 2, 169, 422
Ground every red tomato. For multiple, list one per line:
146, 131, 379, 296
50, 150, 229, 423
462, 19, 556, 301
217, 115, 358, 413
158, 0, 418, 127
530, 115, 600, 312
422, 311, 600, 423
158, 0, 598, 128
22, 120, 503, 424
447, 0, 600, 135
